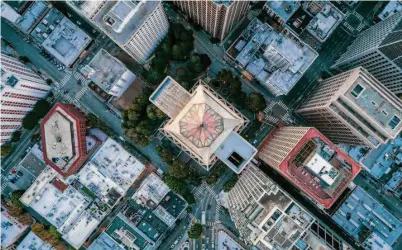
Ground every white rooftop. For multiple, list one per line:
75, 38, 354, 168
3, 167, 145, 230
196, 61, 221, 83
41, 17, 91, 67
82, 49, 136, 97
1, 212, 28, 248
17, 231, 53, 250
89, 138, 145, 192
217, 230, 245, 250
378, 1, 402, 20
43, 108, 78, 170
307, 4, 344, 42
63, 211, 100, 249
234, 19, 318, 96
305, 153, 339, 186
132, 173, 169, 206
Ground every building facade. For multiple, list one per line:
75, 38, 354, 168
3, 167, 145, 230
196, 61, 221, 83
174, 0, 249, 41
297, 67, 402, 148
68, 0, 169, 64
257, 126, 361, 209
332, 12, 402, 94
227, 163, 350, 250
1, 53, 51, 144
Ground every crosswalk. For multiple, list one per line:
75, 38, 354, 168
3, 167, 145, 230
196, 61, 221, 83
193, 184, 218, 200
1, 176, 8, 192
214, 203, 221, 222
75, 86, 88, 100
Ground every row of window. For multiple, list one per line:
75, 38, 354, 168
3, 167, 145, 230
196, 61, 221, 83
1, 101, 35, 108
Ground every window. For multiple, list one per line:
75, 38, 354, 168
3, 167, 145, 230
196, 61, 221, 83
382, 110, 388, 116
351, 84, 364, 97
371, 101, 377, 106
388, 116, 401, 129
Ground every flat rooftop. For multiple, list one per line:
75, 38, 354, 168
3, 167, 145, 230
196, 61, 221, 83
64, 211, 100, 248
1, 211, 28, 248
306, 3, 344, 42
260, 127, 361, 208
16, 1, 47, 32
31, 8, 91, 67
362, 136, 402, 179
132, 173, 169, 206
17, 231, 53, 250
230, 19, 317, 96
92, 0, 161, 45
68, 0, 105, 19
215, 131, 257, 174
89, 138, 145, 193
88, 232, 125, 250
378, 1, 402, 20
158, 191, 187, 219
82, 49, 136, 97
217, 230, 245, 250
332, 187, 402, 247
106, 214, 154, 250
265, 1, 301, 22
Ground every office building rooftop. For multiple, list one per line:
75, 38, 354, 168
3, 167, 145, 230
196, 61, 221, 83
41, 104, 89, 177
259, 127, 361, 209
132, 173, 169, 206
30, 8, 91, 67
227, 19, 317, 96
15, 1, 48, 32
150, 77, 255, 172
378, 1, 402, 20
17, 231, 53, 250
306, 3, 344, 42
265, 1, 301, 22
332, 187, 402, 248
82, 49, 136, 97
89, 138, 146, 193
1, 210, 28, 248
68, 0, 105, 19
92, 0, 161, 45
88, 232, 125, 250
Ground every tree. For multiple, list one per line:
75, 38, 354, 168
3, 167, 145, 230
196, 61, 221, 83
169, 160, 188, 179
222, 175, 238, 192
32, 100, 51, 118
5, 204, 22, 217
11, 131, 21, 142
17, 213, 33, 225
188, 56, 203, 73
124, 128, 151, 147
156, 145, 173, 164
49, 226, 61, 239
163, 175, 187, 194
209, 37, 220, 44
182, 191, 195, 205
18, 55, 30, 64
31, 223, 46, 235
46, 79, 53, 85
146, 104, 165, 120
22, 112, 39, 130
0, 143, 12, 157
188, 223, 202, 239
246, 92, 267, 112
199, 54, 211, 69
10, 190, 25, 208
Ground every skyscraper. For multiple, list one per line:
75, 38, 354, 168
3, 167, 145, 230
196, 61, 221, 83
68, 0, 169, 64
296, 67, 402, 148
332, 12, 402, 94
257, 126, 361, 209
174, 0, 249, 41
1, 52, 51, 144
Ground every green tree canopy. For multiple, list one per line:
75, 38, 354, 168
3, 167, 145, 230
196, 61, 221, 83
246, 92, 267, 112
146, 104, 165, 120
0, 143, 12, 157
22, 112, 39, 130
11, 131, 21, 142
10, 190, 25, 208
163, 175, 187, 194
222, 174, 238, 192
168, 160, 188, 179
33, 99, 51, 118
188, 223, 203, 239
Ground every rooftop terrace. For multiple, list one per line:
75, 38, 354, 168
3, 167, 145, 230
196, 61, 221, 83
132, 173, 169, 206
306, 3, 344, 42
92, 0, 161, 45
332, 187, 402, 247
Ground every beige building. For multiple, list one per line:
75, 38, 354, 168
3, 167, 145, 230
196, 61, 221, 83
174, 0, 249, 41
68, 0, 169, 64
297, 67, 402, 148
332, 12, 402, 94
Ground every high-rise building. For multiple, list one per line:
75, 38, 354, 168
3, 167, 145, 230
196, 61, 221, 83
174, 0, 249, 41
257, 126, 361, 209
227, 163, 351, 250
40, 103, 99, 177
150, 76, 257, 173
1, 53, 51, 145
332, 12, 402, 94
296, 67, 402, 148
68, 0, 169, 64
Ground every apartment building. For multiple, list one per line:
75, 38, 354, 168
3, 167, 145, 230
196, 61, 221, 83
0, 53, 51, 144
332, 12, 402, 94
297, 67, 402, 148
68, 0, 169, 64
174, 0, 249, 41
